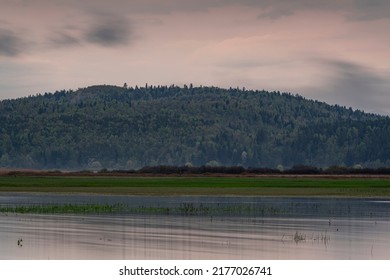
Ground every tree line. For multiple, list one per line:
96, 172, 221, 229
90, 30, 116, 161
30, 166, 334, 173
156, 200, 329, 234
1, 84, 390, 170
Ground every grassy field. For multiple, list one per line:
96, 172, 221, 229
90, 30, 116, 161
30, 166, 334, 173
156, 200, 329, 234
0, 176, 390, 197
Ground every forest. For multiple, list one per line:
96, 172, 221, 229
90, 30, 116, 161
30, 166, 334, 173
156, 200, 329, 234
1, 84, 390, 170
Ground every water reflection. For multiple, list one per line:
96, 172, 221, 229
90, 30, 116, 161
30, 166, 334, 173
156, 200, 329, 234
0, 196, 389, 260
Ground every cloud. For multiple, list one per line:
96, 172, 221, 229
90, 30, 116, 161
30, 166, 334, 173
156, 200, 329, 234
253, 0, 390, 21
47, 14, 133, 49
305, 59, 390, 115
1, 1, 134, 50
84, 17, 132, 47
350, 0, 390, 20
50, 31, 81, 48
0, 28, 25, 56
250, 0, 390, 21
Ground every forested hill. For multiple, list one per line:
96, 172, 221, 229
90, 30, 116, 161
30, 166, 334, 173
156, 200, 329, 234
1, 84, 390, 170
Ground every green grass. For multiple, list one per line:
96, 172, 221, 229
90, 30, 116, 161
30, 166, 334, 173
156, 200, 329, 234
0, 176, 389, 197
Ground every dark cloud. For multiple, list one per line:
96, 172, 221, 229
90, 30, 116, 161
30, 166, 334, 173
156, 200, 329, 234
349, 0, 390, 20
6, 0, 390, 22
248, 0, 390, 21
254, 0, 311, 19
46, 15, 133, 49
0, 28, 24, 56
307, 59, 390, 115
84, 18, 132, 47
253, 0, 390, 21
74, 0, 223, 15
50, 32, 81, 48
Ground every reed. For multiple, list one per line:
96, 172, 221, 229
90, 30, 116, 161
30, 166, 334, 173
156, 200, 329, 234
0, 202, 286, 216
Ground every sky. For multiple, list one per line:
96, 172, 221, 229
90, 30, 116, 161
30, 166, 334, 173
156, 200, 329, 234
1, 0, 389, 115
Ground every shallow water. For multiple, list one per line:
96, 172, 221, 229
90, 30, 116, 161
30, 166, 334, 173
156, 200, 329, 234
0, 195, 389, 259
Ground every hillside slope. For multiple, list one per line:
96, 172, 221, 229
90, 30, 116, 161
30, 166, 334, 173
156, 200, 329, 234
1, 85, 389, 169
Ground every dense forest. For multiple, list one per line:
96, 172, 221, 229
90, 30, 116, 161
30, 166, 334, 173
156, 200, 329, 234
1, 84, 390, 170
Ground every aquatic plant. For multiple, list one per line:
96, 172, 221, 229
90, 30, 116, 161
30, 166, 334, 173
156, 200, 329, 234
291, 231, 330, 245
0, 203, 127, 214
293, 231, 306, 243
0, 202, 288, 216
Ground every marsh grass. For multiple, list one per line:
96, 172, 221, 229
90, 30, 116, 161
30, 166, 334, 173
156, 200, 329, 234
0, 203, 127, 214
292, 231, 330, 245
294, 231, 306, 243
0, 176, 389, 197
0, 202, 287, 216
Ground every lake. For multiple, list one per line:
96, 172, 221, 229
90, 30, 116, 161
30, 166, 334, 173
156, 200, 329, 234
0, 194, 389, 259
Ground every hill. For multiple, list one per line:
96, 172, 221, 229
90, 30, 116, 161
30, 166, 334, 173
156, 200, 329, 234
1, 84, 389, 170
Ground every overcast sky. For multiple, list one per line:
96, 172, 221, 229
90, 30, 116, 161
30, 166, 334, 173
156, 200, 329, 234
1, 0, 389, 114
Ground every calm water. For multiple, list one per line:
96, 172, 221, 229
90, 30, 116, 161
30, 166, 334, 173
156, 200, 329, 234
0, 194, 389, 259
